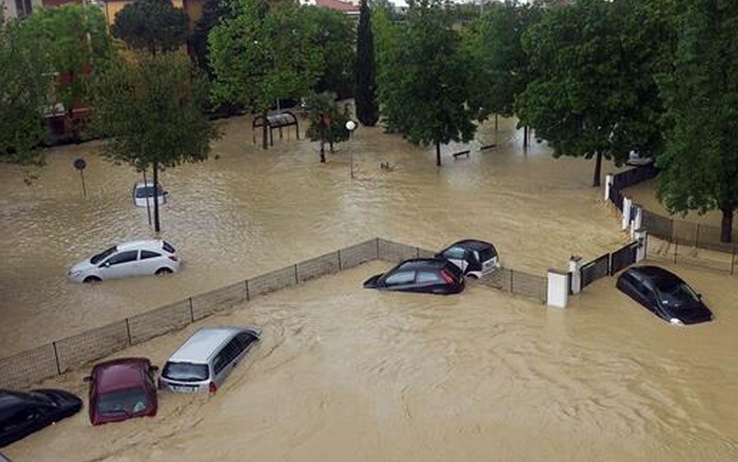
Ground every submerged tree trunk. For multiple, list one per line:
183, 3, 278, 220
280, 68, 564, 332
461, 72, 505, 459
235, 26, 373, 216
262, 109, 268, 150
721, 208, 733, 243
592, 151, 602, 187
523, 126, 528, 149
153, 161, 161, 233
320, 116, 326, 163
436, 142, 441, 167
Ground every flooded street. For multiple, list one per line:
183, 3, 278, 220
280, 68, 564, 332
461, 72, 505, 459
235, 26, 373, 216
0, 116, 628, 355
5, 261, 738, 462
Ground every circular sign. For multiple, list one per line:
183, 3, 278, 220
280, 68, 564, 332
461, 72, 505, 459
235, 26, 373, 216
345, 120, 356, 131
73, 158, 87, 171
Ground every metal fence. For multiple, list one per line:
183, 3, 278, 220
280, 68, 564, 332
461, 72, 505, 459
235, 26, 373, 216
610, 241, 639, 275
0, 237, 550, 390
581, 254, 611, 289
646, 237, 737, 276
0, 238, 380, 390
479, 268, 548, 304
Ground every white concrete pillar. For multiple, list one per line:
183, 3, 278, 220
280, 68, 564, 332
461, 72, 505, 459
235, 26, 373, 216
605, 174, 614, 201
635, 229, 648, 262
621, 197, 632, 231
547, 269, 569, 308
568, 256, 582, 294
630, 205, 643, 239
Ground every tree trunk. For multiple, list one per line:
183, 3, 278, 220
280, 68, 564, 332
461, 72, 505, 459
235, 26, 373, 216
262, 109, 268, 150
592, 151, 602, 187
721, 208, 733, 243
329, 139, 334, 153
320, 115, 326, 163
523, 126, 528, 148
153, 162, 161, 233
436, 142, 441, 167
495, 114, 498, 131
320, 139, 325, 163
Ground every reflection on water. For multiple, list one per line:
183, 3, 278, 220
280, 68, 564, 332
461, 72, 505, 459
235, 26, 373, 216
5, 262, 738, 461
0, 115, 627, 355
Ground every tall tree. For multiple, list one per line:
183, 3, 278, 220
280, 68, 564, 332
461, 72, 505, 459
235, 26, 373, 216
355, 0, 379, 126
371, 0, 399, 131
378, 0, 476, 166
656, 0, 738, 242
305, 6, 355, 99
190, 0, 233, 76
466, 0, 534, 121
0, 13, 52, 170
209, 0, 322, 150
516, 0, 665, 187
304, 92, 351, 163
24, 4, 113, 138
111, 0, 190, 54
91, 52, 219, 232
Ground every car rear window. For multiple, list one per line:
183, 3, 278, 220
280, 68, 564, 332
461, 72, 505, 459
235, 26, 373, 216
162, 241, 175, 254
479, 246, 497, 262
162, 362, 209, 382
97, 387, 149, 416
442, 262, 464, 280
135, 185, 164, 198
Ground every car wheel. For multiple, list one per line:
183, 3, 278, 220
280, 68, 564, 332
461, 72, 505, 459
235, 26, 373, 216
467, 273, 479, 280
83, 276, 101, 284
155, 268, 173, 275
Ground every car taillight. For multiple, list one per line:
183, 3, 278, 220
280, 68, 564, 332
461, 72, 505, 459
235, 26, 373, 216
440, 269, 454, 284
209, 381, 217, 393
168, 255, 178, 262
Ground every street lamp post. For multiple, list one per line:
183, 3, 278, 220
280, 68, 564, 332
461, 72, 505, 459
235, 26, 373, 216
345, 120, 356, 178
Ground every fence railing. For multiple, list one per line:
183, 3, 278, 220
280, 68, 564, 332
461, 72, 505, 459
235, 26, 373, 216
479, 267, 548, 304
0, 237, 544, 390
580, 241, 640, 291
646, 237, 737, 276
609, 166, 737, 250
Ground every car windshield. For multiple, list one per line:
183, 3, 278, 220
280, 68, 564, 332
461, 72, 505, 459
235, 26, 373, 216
658, 282, 700, 307
135, 185, 164, 198
162, 362, 209, 382
97, 387, 149, 416
27, 392, 55, 406
90, 246, 117, 265
479, 247, 497, 262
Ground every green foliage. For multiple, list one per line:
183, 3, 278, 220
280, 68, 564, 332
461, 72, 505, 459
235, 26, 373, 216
378, 0, 476, 166
516, 0, 667, 186
0, 15, 52, 168
465, 0, 534, 120
190, 0, 233, 76
304, 6, 355, 99
91, 51, 219, 230
656, 0, 738, 242
371, 1, 398, 130
304, 92, 351, 162
355, 0, 379, 126
111, 0, 190, 54
24, 4, 113, 117
208, 0, 322, 148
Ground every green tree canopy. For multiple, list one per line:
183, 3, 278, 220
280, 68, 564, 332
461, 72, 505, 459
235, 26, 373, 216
656, 0, 738, 242
378, 0, 476, 166
24, 4, 113, 130
304, 92, 351, 163
516, 0, 668, 186
466, 0, 534, 120
111, 0, 190, 54
190, 0, 233, 76
91, 52, 219, 232
304, 6, 355, 99
209, 0, 322, 149
355, 0, 379, 126
0, 13, 52, 170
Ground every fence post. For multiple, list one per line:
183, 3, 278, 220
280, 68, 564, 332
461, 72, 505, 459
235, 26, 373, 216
695, 224, 700, 249
416, 247, 420, 258
244, 280, 250, 301
635, 229, 648, 263
605, 174, 614, 201
294, 264, 299, 284
188, 297, 195, 322
621, 197, 632, 230
52, 341, 61, 375
510, 269, 514, 293
125, 318, 132, 345
337, 249, 342, 270
732, 245, 735, 276
547, 269, 569, 308
568, 256, 582, 294
674, 239, 678, 264
376, 238, 380, 259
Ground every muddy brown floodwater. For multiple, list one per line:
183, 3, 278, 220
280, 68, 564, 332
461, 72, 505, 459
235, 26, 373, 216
5, 261, 738, 462
0, 116, 628, 355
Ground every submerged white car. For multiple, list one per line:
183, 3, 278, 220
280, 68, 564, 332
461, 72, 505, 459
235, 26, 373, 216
68, 240, 181, 283
626, 151, 654, 167
132, 181, 168, 208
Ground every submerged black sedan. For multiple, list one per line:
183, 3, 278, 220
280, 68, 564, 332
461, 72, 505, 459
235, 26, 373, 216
0, 389, 82, 447
616, 266, 713, 325
364, 258, 465, 295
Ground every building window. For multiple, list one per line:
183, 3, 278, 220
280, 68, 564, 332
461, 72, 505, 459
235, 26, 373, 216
15, 0, 33, 17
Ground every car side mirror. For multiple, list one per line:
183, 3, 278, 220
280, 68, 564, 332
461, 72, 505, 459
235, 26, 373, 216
83, 376, 93, 383
99, 261, 110, 268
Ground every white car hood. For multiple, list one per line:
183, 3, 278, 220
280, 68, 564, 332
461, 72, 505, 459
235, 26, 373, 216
69, 259, 96, 274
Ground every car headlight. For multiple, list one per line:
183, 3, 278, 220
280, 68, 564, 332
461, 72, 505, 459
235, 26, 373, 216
669, 318, 684, 326
70, 270, 82, 277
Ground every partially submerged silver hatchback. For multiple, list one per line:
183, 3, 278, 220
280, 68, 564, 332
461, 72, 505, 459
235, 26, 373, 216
159, 325, 261, 394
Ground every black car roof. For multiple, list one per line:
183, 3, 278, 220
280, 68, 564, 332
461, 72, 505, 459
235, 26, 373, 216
448, 239, 496, 252
396, 258, 449, 270
0, 390, 46, 410
627, 266, 683, 287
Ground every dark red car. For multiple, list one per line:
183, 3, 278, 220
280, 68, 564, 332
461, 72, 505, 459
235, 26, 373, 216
85, 358, 158, 426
